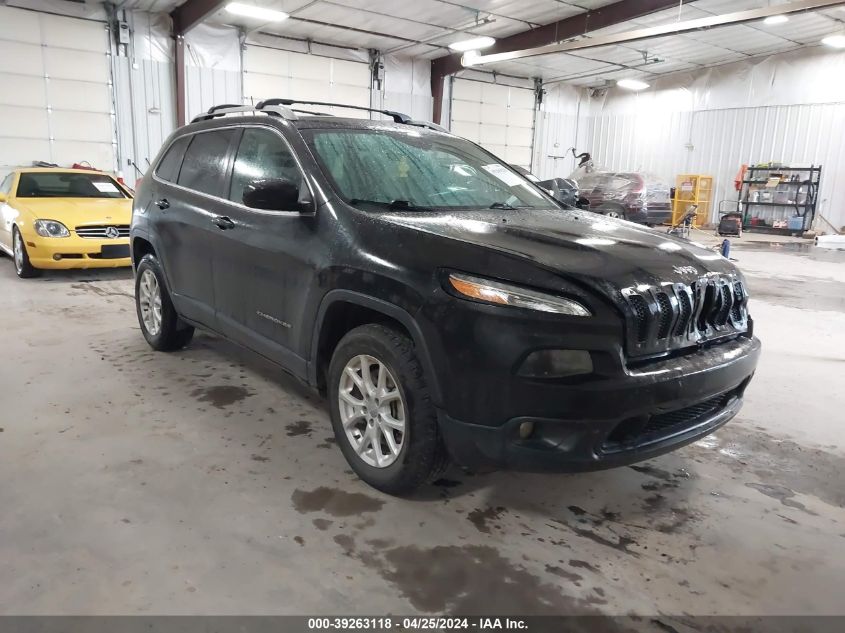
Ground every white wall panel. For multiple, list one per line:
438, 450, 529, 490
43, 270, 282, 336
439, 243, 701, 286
0, 6, 115, 176
0, 106, 49, 138
450, 77, 536, 169
0, 42, 44, 76
44, 49, 110, 83
0, 74, 46, 108
49, 79, 111, 112
0, 7, 40, 43
51, 111, 113, 143
41, 13, 106, 52
243, 45, 371, 119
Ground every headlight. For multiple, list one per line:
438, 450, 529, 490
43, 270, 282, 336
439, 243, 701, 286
34, 220, 70, 238
448, 273, 591, 316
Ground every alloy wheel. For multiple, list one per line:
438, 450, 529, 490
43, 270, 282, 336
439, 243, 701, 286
13, 231, 23, 273
338, 354, 406, 468
605, 210, 622, 219
138, 269, 162, 336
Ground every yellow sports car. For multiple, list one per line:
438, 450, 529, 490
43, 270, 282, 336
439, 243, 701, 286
0, 168, 133, 278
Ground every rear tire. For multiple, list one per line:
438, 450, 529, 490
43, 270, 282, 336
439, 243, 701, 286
135, 253, 194, 351
328, 323, 449, 495
13, 227, 40, 278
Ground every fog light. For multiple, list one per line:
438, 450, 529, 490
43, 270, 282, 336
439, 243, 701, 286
518, 420, 534, 439
53, 254, 62, 261
519, 349, 593, 378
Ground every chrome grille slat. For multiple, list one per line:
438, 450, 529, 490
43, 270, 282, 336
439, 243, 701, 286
74, 225, 130, 239
623, 277, 748, 357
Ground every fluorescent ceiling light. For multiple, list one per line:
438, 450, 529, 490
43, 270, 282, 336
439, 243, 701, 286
461, 50, 481, 66
763, 15, 789, 25
617, 78, 650, 91
449, 36, 496, 52
821, 34, 845, 48
225, 2, 289, 21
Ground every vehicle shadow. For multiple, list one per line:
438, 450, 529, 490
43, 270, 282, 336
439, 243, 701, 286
412, 447, 702, 531
184, 330, 327, 410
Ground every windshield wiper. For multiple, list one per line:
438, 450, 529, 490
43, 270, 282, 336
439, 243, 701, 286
489, 202, 534, 210
349, 198, 431, 211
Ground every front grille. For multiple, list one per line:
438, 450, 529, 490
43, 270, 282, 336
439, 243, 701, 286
602, 389, 737, 453
74, 225, 130, 239
622, 276, 748, 357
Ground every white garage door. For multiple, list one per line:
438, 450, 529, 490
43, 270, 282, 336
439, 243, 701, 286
243, 46, 371, 118
0, 7, 115, 173
450, 78, 535, 169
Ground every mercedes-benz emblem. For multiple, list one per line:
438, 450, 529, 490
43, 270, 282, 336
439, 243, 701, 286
104, 226, 120, 239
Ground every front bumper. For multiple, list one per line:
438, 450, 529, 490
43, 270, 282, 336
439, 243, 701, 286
23, 233, 131, 269
434, 331, 761, 472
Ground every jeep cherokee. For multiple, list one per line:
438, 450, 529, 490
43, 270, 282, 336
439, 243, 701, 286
130, 99, 761, 494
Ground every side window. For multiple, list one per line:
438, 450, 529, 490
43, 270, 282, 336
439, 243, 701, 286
155, 136, 190, 183
177, 129, 237, 197
229, 128, 303, 208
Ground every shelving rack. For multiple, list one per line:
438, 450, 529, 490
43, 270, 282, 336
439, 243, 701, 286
738, 165, 821, 235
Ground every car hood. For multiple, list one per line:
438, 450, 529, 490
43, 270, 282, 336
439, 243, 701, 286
378, 207, 738, 291
13, 198, 131, 228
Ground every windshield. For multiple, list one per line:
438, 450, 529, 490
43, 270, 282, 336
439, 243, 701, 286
16, 172, 128, 199
302, 128, 550, 210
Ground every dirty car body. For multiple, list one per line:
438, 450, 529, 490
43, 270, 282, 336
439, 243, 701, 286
131, 108, 760, 481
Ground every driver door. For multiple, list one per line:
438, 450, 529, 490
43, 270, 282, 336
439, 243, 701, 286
211, 126, 318, 377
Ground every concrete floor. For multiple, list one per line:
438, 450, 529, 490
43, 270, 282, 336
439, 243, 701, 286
1, 238, 844, 617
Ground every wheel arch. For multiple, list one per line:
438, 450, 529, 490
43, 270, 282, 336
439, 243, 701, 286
310, 290, 442, 406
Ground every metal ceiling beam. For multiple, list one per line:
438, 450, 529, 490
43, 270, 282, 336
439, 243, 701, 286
430, 0, 690, 123
171, 0, 227, 35
466, 0, 845, 66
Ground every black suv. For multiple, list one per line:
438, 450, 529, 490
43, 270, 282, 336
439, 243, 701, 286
130, 99, 761, 494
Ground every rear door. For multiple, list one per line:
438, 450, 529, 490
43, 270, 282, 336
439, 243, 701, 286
210, 125, 318, 377
151, 129, 238, 326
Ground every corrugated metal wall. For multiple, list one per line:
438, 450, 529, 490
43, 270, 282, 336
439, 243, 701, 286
114, 58, 176, 186
582, 103, 845, 229
185, 67, 242, 122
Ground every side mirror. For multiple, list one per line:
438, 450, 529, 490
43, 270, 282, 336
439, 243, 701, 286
242, 178, 313, 212
0, 193, 6, 203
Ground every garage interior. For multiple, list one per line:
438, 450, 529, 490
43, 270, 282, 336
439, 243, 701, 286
1, 0, 845, 622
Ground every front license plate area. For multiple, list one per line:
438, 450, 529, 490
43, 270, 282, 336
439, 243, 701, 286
100, 244, 130, 259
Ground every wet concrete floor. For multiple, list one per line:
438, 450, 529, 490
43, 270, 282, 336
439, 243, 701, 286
0, 242, 843, 616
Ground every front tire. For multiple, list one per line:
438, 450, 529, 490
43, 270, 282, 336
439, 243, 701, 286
13, 227, 40, 278
328, 324, 449, 495
135, 254, 194, 351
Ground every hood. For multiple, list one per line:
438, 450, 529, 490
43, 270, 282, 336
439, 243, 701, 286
14, 198, 131, 228
378, 207, 738, 291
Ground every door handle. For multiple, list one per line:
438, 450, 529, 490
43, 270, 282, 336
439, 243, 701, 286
213, 216, 236, 230
155, 198, 170, 210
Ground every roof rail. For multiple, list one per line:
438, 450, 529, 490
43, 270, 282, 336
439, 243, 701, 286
191, 104, 297, 123
196, 100, 450, 135
256, 98, 413, 124
407, 120, 448, 133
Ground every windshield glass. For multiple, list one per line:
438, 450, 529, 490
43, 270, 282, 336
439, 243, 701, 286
16, 172, 128, 199
302, 128, 550, 210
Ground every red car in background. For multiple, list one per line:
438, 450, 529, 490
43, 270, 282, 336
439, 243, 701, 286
578, 171, 672, 226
